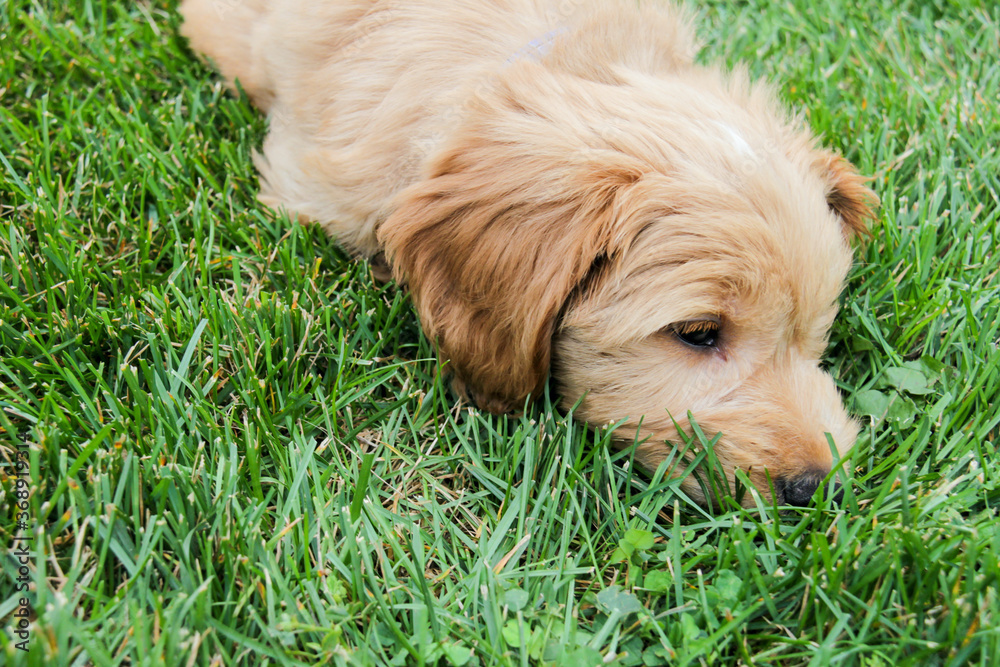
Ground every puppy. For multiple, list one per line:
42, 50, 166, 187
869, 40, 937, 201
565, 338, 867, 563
180, 0, 877, 506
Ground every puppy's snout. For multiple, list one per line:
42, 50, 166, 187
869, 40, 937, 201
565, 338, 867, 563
779, 470, 829, 506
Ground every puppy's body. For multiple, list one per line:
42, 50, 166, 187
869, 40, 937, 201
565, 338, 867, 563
181, 0, 876, 505
180, 0, 697, 257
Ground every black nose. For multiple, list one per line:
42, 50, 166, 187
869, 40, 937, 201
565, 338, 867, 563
781, 472, 828, 506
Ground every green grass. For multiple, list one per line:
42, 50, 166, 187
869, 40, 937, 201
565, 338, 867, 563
1, 0, 998, 664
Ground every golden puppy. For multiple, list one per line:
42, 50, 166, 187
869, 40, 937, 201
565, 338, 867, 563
180, 0, 877, 506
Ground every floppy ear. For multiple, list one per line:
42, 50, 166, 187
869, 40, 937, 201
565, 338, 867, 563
379, 136, 645, 414
813, 150, 879, 241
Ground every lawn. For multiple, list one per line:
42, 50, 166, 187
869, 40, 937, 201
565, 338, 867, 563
1, 0, 998, 665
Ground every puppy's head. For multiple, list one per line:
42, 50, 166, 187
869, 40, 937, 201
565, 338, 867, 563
379, 65, 877, 506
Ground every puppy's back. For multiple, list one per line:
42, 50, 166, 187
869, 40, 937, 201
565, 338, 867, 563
180, 0, 278, 109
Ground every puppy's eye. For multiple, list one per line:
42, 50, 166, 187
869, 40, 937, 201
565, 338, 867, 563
669, 320, 720, 349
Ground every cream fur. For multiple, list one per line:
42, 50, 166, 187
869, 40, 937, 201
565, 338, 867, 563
180, 0, 878, 506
